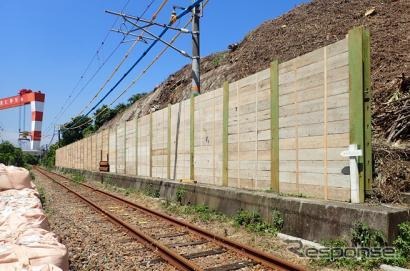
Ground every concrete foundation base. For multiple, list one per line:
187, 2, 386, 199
59, 168, 409, 244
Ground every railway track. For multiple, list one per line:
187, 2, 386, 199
34, 167, 305, 271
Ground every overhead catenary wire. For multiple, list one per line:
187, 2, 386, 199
44, 0, 133, 135
78, 0, 204, 119
62, 0, 209, 132
63, 0, 209, 130
71, 0, 167, 119
61, 18, 192, 131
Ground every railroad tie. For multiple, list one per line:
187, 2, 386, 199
204, 261, 255, 271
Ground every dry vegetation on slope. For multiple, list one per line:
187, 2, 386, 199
101, 0, 410, 202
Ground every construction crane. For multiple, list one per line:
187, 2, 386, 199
0, 89, 45, 152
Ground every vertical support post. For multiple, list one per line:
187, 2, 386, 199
222, 81, 229, 186
191, 4, 201, 96
123, 122, 127, 175
115, 125, 118, 173
135, 116, 139, 176
270, 60, 280, 192
190, 95, 195, 180
167, 104, 172, 179
362, 29, 373, 195
348, 26, 370, 203
149, 112, 153, 177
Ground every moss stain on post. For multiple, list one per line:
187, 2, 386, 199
222, 81, 229, 186
190, 95, 195, 180
167, 104, 171, 179
362, 29, 373, 194
270, 60, 280, 192
149, 112, 153, 177
348, 26, 366, 203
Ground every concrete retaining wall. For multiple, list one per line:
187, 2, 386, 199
56, 27, 376, 203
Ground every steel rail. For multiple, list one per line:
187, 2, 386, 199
34, 167, 203, 271
36, 167, 305, 271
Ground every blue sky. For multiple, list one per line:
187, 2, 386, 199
0, 0, 308, 148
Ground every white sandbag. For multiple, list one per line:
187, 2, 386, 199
31, 264, 63, 271
0, 165, 33, 191
0, 243, 26, 271
0, 244, 63, 271
16, 228, 68, 271
1, 207, 49, 234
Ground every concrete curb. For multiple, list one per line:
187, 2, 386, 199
380, 264, 410, 271
277, 234, 410, 271
277, 233, 325, 249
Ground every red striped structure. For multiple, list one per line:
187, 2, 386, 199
0, 89, 45, 151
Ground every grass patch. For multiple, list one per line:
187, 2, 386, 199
162, 201, 227, 223
175, 186, 187, 204
37, 185, 47, 208
71, 172, 85, 184
143, 184, 160, 198
29, 171, 35, 181
233, 209, 283, 235
313, 222, 410, 270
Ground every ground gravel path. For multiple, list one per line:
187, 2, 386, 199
33, 171, 177, 271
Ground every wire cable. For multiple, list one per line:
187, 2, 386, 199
44, 0, 132, 135
81, 0, 204, 118
62, 0, 208, 131
73, 0, 166, 118
61, 18, 192, 131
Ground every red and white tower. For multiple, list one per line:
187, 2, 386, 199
0, 90, 45, 151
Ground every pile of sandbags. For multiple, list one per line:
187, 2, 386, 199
0, 164, 68, 271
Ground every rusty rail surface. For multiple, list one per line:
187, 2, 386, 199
34, 166, 305, 271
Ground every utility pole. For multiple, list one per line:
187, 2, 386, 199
191, 4, 201, 96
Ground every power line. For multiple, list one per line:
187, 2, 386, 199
62, 0, 207, 131
71, 0, 167, 119
61, 18, 192, 131
81, 0, 204, 118
44, 0, 133, 135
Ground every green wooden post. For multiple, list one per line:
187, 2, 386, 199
149, 112, 153, 177
167, 104, 171, 179
135, 117, 139, 176
222, 81, 229, 186
348, 26, 370, 203
362, 29, 373, 195
190, 95, 195, 180
270, 60, 280, 192
124, 122, 127, 174
115, 125, 118, 173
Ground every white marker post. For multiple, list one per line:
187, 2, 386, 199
341, 144, 363, 204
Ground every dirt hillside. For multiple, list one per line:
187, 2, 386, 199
101, 0, 410, 202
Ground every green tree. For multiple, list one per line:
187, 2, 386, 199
0, 141, 25, 166
41, 143, 58, 169
60, 115, 92, 146
127, 93, 146, 106
113, 103, 127, 114
94, 105, 116, 130
23, 152, 39, 165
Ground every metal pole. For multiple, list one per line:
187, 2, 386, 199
191, 4, 200, 96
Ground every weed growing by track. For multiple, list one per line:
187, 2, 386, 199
71, 172, 85, 184
233, 209, 283, 235
162, 201, 227, 223
313, 222, 410, 270
37, 185, 47, 209
143, 184, 160, 198
175, 186, 187, 204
